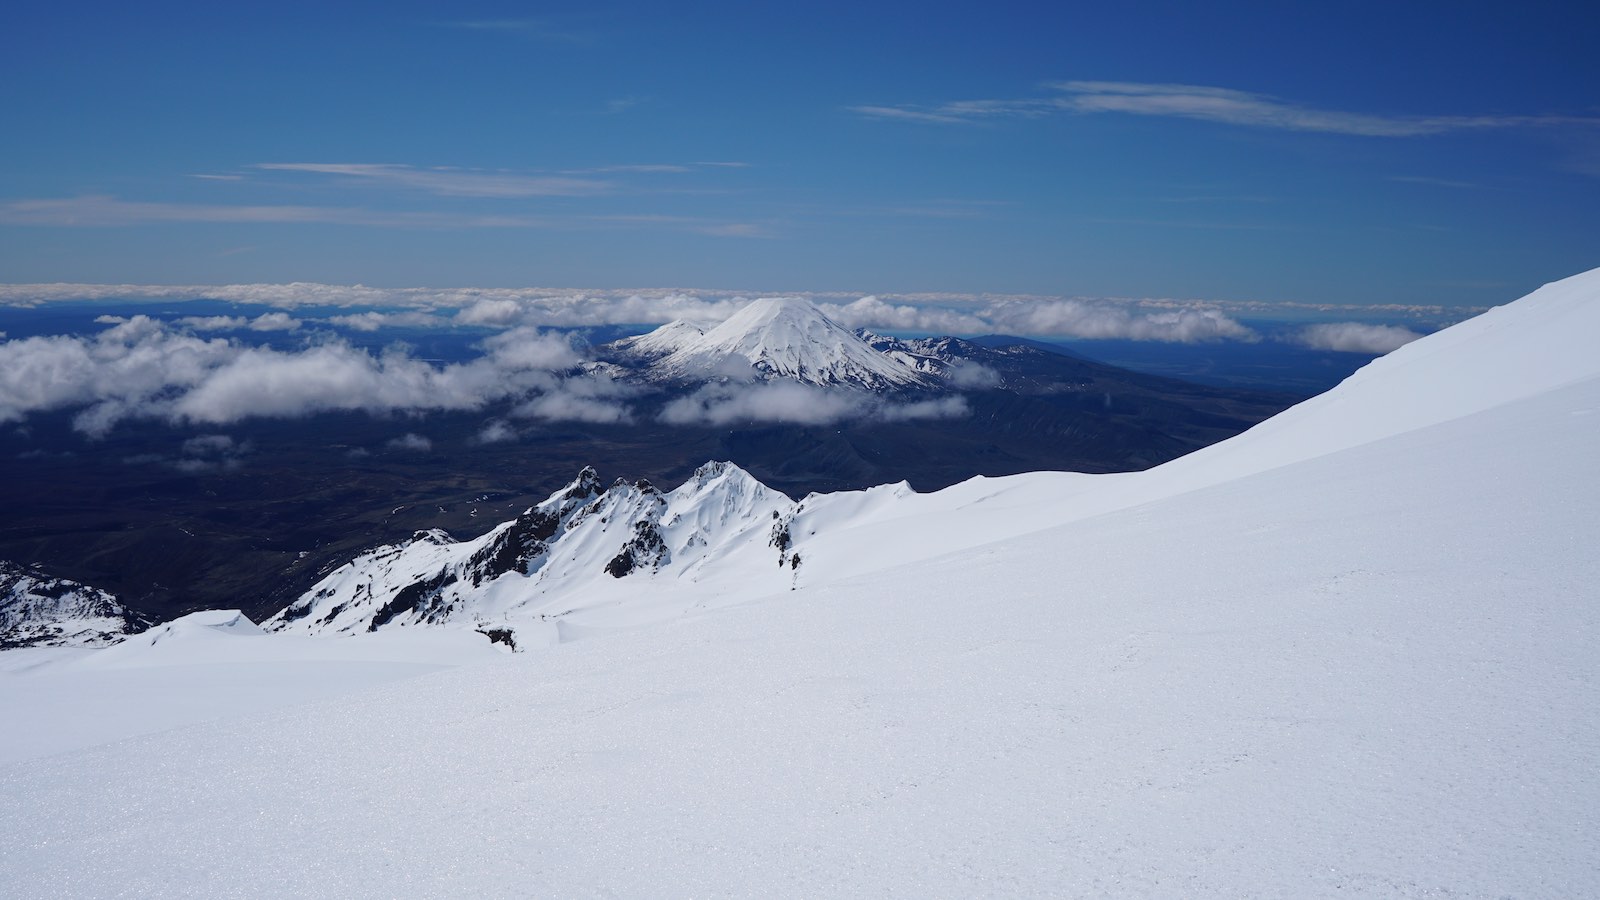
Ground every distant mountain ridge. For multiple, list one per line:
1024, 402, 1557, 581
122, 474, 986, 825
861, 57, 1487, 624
0, 296, 1299, 630
0, 560, 150, 649
266, 461, 798, 645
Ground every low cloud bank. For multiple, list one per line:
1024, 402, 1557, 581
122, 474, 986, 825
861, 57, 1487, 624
0, 316, 628, 436
1, 283, 1264, 344
977, 299, 1257, 343
1294, 322, 1424, 354
660, 381, 969, 427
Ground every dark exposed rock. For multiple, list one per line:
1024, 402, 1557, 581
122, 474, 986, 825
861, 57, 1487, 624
476, 627, 517, 651
605, 519, 669, 578
368, 569, 458, 631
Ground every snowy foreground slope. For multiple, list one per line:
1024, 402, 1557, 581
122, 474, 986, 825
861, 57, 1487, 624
3, 270, 1599, 896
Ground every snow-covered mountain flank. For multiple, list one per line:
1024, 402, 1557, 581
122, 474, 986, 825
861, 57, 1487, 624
267, 461, 798, 644
602, 296, 930, 388
3, 269, 1599, 896
0, 561, 149, 649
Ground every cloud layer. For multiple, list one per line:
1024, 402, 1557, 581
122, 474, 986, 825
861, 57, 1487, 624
0, 282, 1466, 349
0, 317, 628, 436
1294, 322, 1423, 354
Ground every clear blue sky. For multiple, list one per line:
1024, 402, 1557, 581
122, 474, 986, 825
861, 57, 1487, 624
3, 0, 1597, 308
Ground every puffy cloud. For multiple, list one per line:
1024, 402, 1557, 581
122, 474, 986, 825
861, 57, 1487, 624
1294, 322, 1424, 354
943, 361, 1003, 389
323, 311, 448, 331
481, 327, 584, 370
386, 433, 433, 452
178, 312, 301, 332
248, 312, 302, 331
475, 420, 518, 444
984, 299, 1257, 343
819, 296, 990, 334
513, 392, 633, 424
455, 298, 527, 327
659, 381, 970, 427
508, 369, 636, 424
0, 316, 617, 436
0, 317, 237, 435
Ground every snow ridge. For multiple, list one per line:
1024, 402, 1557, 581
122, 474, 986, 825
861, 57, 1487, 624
0, 561, 149, 649
266, 461, 797, 640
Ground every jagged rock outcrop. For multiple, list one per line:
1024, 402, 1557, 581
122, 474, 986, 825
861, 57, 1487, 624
266, 462, 797, 640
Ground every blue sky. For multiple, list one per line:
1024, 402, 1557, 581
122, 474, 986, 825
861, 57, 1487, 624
3, 0, 1597, 309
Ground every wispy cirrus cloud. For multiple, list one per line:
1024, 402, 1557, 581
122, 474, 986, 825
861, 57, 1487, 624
255, 163, 610, 197
0, 195, 553, 228
854, 80, 1600, 137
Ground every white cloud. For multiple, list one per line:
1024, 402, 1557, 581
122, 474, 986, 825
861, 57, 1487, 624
821, 296, 991, 334
248, 312, 302, 331
513, 392, 633, 424
323, 311, 448, 331
475, 420, 518, 444
1294, 322, 1424, 354
0, 281, 1462, 346
386, 433, 433, 452
943, 361, 1003, 389
0, 196, 554, 229
255, 163, 610, 198
509, 369, 636, 424
178, 312, 302, 332
659, 381, 969, 427
854, 81, 1600, 137
0, 316, 613, 436
984, 299, 1257, 343
180, 316, 249, 331
455, 298, 528, 327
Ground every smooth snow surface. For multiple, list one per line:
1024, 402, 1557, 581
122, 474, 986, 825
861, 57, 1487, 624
2, 268, 1599, 896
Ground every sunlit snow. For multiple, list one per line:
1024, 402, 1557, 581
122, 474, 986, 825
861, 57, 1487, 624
2, 268, 1598, 896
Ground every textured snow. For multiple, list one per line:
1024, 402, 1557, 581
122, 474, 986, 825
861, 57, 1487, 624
0, 610, 499, 764
2, 268, 1599, 896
